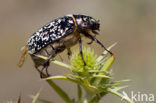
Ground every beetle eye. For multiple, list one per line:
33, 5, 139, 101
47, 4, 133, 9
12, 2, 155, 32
82, 22, 88, 27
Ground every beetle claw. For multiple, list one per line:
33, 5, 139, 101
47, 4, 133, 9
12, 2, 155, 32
40, 60, 50, 78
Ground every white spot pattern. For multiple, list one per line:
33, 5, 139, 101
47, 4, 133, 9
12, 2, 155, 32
27, 15, 75, 54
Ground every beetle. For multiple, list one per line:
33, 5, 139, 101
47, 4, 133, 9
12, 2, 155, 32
18, 14, 113, 78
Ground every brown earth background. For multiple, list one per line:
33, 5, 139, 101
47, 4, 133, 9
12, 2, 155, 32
0, 0, 156, 103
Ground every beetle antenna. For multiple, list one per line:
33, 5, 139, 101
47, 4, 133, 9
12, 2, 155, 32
18, 45, 28, 67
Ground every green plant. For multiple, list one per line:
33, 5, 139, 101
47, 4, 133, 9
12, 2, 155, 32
30, 43, 133, 103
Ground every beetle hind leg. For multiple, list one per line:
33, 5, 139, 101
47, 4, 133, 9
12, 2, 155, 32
40, 47, 65, 78
40, 50, 57, 78
40, 60, 50, 78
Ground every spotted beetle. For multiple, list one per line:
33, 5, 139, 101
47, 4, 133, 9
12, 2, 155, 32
18, 14, 113, 78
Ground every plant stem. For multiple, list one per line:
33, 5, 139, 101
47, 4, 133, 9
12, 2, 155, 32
83, 89, 94, 103
77, 85, 82, 103
37, 68, 72, 103
46, 80, 72, 103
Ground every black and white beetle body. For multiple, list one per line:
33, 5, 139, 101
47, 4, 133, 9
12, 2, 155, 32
18, 14, 113, 78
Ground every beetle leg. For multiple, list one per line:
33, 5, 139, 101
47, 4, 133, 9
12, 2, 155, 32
40, 50, 57, 78
67, 48, 72, 59
40, 65, 50, 78
50, 44, 55, 50
87, 34, 96, 45
44, 49, 50, 55
87, 30, 99, 45
79, 38, 86, 65
45, 66, 50, 77
58, 55, 63, 62
87, 39, 94, 45
40, 66, 45, 78
84, 31, 113, 56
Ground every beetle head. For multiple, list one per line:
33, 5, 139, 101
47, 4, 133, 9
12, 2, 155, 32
73, 14, 100, 34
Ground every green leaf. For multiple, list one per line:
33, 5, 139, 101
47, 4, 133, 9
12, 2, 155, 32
46, 79, 73, 103
32, 88, 42, 103
91, 56, 114, 87
36, 68, 72, 103
65, 74, 82, 80
101, 55, 115, 71
77, 85, 82, 103
108, 88, 134, 103
35, 55, 70, 69
33, 44, 133, 103
45, 75, 69, 80
113, 80, 131, 86
92, 74, 110, 78
96, 42, 117, 63
38, 98, 54, 103
45, 75, 81, 85
110, 86, 129, 92
89, 92, 108, 103
88, 70, 107, 73
46, 75, 99, 94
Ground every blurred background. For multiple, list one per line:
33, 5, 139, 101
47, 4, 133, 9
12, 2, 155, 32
0, 0, 156, 102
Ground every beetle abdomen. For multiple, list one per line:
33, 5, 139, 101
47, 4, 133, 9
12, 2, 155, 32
27, 16, 75, 54
30, 30, 80, 68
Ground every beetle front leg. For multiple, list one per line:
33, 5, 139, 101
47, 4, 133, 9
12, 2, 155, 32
87, 32, 97, 45
87, 39, 94, 45
92, 36, 113, 55
79, 38, 86, 66
84, 31, 113, 56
